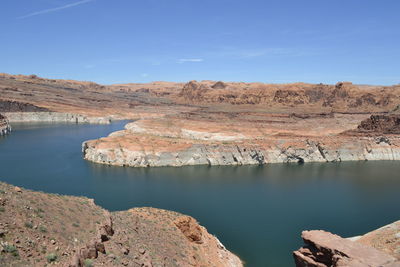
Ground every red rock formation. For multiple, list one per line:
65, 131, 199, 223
174, 216, 203, 244
179, 80, 211, 101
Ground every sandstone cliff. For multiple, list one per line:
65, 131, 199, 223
0, 182, 242, 267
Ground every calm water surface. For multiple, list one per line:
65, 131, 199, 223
0, 122, 399, 267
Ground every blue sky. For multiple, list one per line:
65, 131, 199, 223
1, 0, 399, 85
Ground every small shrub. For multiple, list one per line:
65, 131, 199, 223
39, 225, 47, 233
72, 223, 80, 228
24, 222, 33, 229
84, 259, 94, 267
36, 208, 44, 213
46, 253, 57, 263
0, 207, 5, 212
4, 245, 19, 257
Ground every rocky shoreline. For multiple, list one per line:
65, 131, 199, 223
0, 114, 11, 136
82, 117, 400, 167
0, 111, 111, 137
4, 112, 111, 124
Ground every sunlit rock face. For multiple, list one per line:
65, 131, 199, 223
82, 119, 400, 167
293, 222, 400, 267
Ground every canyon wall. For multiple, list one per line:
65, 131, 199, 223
4, 112, 111, 124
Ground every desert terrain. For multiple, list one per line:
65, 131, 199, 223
0, 182, 241, 267
2, 73, 400, 168
1, 73, 400, 266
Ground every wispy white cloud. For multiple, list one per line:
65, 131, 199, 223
18, 0, 94, 19
140, 73, 149, 78
207, 46, 323, 59
177, 58, 204, 64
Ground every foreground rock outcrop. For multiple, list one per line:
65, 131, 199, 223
293, 222, 400, 267
0, 114, 11, 136
0, 182, 241, 267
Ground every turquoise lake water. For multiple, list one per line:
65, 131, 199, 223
0, 122, 399, 266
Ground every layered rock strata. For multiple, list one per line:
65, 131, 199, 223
0, 182, 242, 267
82, 117, 400, 167
83, 136, 400, 167
0, 114, 11, 136
4, 112, 111, 124
293, 221, 400, 267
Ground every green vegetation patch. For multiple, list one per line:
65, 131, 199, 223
39, 225, 47, 233
24, 222, 33, 229
84, 259, 94, 267
4, 245, 19, 257
46, 253, 57, 263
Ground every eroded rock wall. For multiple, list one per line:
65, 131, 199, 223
82, 135, 400, 167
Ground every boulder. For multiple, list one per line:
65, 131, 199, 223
293, 230, 399, 267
